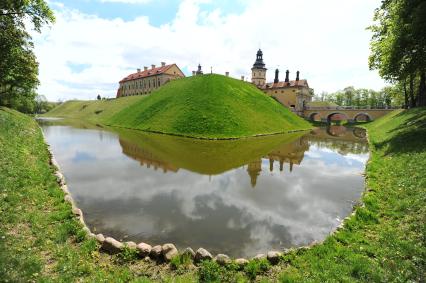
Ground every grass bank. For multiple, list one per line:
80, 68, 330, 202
1, 107, 425, 282
44, 74, 311, 139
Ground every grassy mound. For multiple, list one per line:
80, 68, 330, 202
46, 74, 311, 138
45, 95, 143, 122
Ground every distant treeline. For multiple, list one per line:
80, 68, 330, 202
313, 85, 404, 108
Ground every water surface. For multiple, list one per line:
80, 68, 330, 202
39, 119, 368, 257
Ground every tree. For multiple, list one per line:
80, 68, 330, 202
0, 0, 55, 112
343, 86, 355, 106
97, 94, 101, 100
369, 0, 426, 107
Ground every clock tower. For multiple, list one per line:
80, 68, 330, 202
251, 49, 267, 87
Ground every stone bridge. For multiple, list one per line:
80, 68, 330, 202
302, 107, 396, 123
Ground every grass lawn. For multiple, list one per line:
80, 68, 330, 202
1, 106, 425, 282
44, 74, 312, 139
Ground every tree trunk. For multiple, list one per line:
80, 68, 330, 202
403, 79, 408, 109
409, 73, 416, 108
417, 71, 426, 107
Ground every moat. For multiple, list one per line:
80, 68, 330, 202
38, 119, 369, 258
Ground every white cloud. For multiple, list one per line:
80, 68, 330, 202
42, 124, 367, 256
99, 0, 152, 3
33, 0, 386, 101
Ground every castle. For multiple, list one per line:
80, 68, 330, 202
250, 49, 313, 115
116, 62, 185, 97
116, 50, 313, 115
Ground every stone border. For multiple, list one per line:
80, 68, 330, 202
41, 127, 369, 268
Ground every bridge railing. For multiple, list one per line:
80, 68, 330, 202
304, 105, 401, 111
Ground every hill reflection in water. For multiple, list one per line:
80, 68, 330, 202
38, 119, 369, 258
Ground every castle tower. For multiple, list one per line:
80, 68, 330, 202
251, 49, 267, 87
247, 159, 262, 188
196, 64, 203, 75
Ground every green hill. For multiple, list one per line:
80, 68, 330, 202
45, 74, 311, 138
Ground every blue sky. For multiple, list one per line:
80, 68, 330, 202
34, 0, 386, 101
54, 0, 245, 26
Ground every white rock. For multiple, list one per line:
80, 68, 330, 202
64, 195, 73, 204
235, 258, 249, 267
252, 254, 266, 260
72, 207, 82, 216
162, 243, 179, 262
214, 254, 231, 265
137, 243, 152, 257
182, 247, 195, 259
82, 226, 91, 235
101, 237, 123, 254
150, 245, 163, 260
124, 241, 137, 249
194, 248, 213, 263
95, 234, 105, 243
267, 251, 282, 265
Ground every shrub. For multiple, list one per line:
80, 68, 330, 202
118, 246, 139, 263
244, 258, 270, 280
198, 260, 223, 283
170, 253, 193, 272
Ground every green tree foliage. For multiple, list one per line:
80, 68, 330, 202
0, 0, 54, 112
314, 86, 402, 108
368, 0, 426, 107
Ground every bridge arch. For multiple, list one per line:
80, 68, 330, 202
326, 125, 347, 137
354, 112, 372, 122
352, 127, 367, 139
327, 112, 349, 124
308, 112, 321, 122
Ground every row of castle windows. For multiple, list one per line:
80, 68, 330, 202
123, 77, 161, 91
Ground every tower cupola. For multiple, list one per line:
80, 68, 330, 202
253, 49, 265, 69
251, 49, 267, 86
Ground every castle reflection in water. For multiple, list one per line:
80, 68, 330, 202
118, 126, 368, 188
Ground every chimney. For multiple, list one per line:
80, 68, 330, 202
274, 69, 279, 83
161, 62, 166, 67
137, 68, 141, 73
192, 71, 196, 76
296, 71, 300, 81
285, 70, 289, 83
151, 64, 156, 69
225, 72, 229, 77
241, 75, 245, 81
144, 66, 148, 71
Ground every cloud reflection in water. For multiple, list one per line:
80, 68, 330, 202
40, 123, 368, 257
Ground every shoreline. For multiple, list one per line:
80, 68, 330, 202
39, 115, 313, 140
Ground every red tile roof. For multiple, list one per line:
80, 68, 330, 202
119, 64, 176, 83
263, 79, 309, 89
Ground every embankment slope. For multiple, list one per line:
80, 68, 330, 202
45, 74, 311, 138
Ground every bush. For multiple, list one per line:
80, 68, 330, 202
170, 253, 193, 272
244, 258, 270, 280
118, 246, 139, 263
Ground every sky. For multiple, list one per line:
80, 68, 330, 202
32, 0, 387, 101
